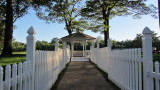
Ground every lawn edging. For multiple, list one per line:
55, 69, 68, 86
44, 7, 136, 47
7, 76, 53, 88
89, 59, 121, 90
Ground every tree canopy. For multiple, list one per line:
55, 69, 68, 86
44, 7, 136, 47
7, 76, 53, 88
81, 0, 157, 46
1, 0, 54, 56
36, 0, 88, 35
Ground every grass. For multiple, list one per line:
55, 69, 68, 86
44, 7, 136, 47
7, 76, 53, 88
153, 53, 160, 62
0, 51, 26, 66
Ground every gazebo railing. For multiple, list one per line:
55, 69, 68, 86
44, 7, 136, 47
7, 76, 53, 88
73, 50, 90, 57
73, 51, 83, 57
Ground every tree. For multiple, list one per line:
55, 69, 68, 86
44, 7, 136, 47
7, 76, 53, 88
0, 1, 5, 51
36, 0, 87, 35
1, 0, 30, 56
110, 31, 160, 49
81, 0, 157, 47
50, 37, 58, 44
12, 40, 26, 52
132, 34, 143, 48
151, 31, 160, 51
1, 0, 54, 56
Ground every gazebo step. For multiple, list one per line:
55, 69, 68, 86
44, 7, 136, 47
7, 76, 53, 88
71, 57, 89, 61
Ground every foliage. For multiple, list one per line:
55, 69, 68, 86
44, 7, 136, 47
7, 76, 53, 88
12, 41, 26, 52
0, 0, 31, 23
94, 31, 160, 50
110, 31, 160, 50
1, 0, 31, 55
1, 0, 54, 56
74, 42, 83, 51
95, 36, 105, 48
0, 0, 5, 51
153, 53, 160, 62
81, 0, 157, 46
36, 40, 55, 50
36, 0, 88, 35
50, 37, 58, 44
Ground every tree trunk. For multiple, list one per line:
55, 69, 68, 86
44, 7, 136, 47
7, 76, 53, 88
68, 29, 72, 35
66, 21, 72, 35
103, 7, 110, 47
104, 27, 109, 47
1, 0, 13, 56
103, 18, 109, 47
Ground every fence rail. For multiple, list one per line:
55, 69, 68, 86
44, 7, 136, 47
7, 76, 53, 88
90, 27, 160, 90
0, 27, 70, 90
0, 61, 32, 90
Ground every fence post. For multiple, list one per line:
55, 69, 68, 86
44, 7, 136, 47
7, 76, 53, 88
54, 38, 59, 51
26, 26, 36, 90
142, 27, 152, 90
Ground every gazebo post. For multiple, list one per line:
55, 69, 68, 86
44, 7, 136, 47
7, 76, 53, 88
85, 40, 87, 57
91, 41, 94, 49
71, 41, 74, 58
83, 43, 84, 57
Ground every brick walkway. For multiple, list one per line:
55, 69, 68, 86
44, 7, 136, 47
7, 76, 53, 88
55, 61, 120, 90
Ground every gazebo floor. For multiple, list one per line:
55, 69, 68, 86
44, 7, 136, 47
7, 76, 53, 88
71, 57, 89, 61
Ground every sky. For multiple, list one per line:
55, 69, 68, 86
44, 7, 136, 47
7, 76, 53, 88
13, 0, 160, 43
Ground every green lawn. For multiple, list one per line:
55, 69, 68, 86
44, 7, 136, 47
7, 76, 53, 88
0, 51, 159, 67
153, 53, 160, 62
0, 51, 26, 66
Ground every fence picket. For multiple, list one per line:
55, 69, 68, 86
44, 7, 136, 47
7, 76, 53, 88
5, 65, 11, 90
132, 49, 136, 90
138, 48, 142, 90
135, 49, 138, 90
3, 26, 160, 90
125, 50, 128, 89
155, 61, 159, 90
23, 62, 27, 90
0, 27, 71, 90
129, 49, 133, 89
150, 62, 154, 90
0, 66, 3, 90
12, 63, 17, 90
27, 61, 31, 90
127, 49, 130, 90
89, 28, 159, 90
18, 63, 22, 90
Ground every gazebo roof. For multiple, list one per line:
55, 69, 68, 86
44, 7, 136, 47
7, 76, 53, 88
61, 32, 96, 40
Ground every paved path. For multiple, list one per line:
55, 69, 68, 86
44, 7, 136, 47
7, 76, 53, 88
56, 61, 120, 90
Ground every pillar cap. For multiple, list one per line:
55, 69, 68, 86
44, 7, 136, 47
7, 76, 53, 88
142, 27, 152, 35
27, 26, 36, 34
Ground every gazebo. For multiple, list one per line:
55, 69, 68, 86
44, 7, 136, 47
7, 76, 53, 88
61, 29, 96, 61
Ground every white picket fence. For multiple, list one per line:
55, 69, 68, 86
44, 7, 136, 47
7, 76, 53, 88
0, 27, 70, 90
90, 27, 160, 90
90, 47, 109, 73
109, 49, 143, 90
